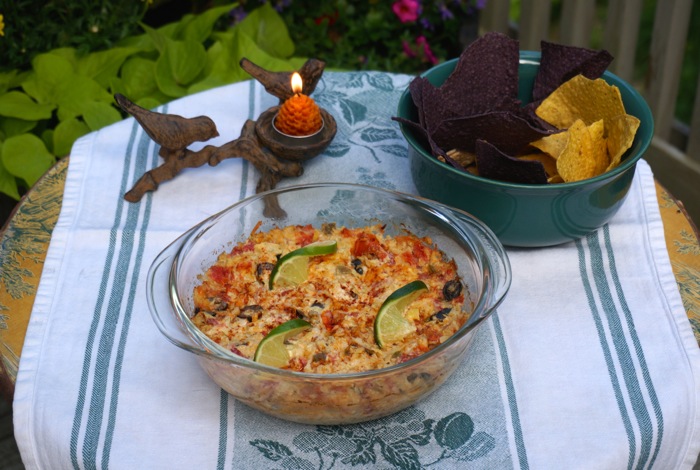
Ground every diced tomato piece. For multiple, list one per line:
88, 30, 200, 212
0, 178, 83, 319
412, 239, 428, 262
209, 265, 232, 284
295, 224, 315, 246
351, 233, 387, 260
230, 241, 254, 256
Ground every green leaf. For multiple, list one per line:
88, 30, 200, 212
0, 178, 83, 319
155, 54, 187, 98
134, 97, 163, 110
1, 134, 55, 187
0, 117, 37, 137
238, 3, 295, 59
116, 32, 157, 52
183, 3, 237, 43
168, 39, 208, 84
82, 101, 122, 131
41, 129, 54, 154
119, 57, 158, 101
0, 91, 54, 120
0, 70, 29, 94
53, 118, 90, 157
55, 75, 114, 121
77, 47, 138, 88
0, 160, 21, 200
141, 23, 170, 53
21, 54, 75, 105
47, 48, 79, 69
188, 34, 248, 94
231, 29, 298, 75
156, 39, 207, 97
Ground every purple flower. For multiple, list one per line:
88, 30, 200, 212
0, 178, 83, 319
229, 6, 247, 24
438, 2, 454, 20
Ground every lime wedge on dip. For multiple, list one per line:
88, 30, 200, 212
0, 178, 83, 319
374, 280, 428, 349
254, 318, 312, 367
269, 240, 337, 289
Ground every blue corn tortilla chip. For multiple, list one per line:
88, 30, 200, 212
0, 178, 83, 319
393, 116, 459, 166
429, 111, 555, 156
475, 139, 548, 184
436, 31, 521, 117
532, 41, 614, 102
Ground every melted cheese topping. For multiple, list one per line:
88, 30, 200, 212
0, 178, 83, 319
192, 223, 470, 373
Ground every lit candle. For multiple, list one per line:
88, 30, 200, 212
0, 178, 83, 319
275, 72, 323, 136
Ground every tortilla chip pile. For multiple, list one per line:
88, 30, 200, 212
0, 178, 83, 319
394, 32, 640, 184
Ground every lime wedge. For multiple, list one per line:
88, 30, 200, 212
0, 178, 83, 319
269, 240, 337, 289
374, 280, 428, 348
253, 318, 312, 367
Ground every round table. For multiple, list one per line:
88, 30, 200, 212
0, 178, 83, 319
1, 157, 699, 401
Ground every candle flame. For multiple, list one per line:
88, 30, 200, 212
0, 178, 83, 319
291, 72, 303, 95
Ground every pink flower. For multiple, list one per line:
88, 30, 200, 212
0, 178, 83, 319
402, 40, 417, 58
392, 0, 421, 23
416, 36, 438, 65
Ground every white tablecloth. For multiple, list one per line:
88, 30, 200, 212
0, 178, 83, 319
14, 72, 700, 469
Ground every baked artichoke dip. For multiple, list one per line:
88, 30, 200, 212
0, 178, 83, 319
192, 223, 469, 373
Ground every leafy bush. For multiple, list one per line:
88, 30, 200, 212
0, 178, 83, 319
0, 1, 148, 72
0, 3, 305, 200
234, 0, 484, 74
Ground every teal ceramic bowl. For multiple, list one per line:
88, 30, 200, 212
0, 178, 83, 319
397, 51, 654, 247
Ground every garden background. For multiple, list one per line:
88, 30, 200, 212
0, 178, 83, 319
0, 0, 698, 223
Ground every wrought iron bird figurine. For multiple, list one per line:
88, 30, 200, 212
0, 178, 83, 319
114, 93, 219, 153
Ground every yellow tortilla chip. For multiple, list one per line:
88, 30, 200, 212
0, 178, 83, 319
530, 131, 569, 160
606, 114, 640, 171
588, 119, 609, 176
556, 119, 608, 182
518, 153, 558, 178
536, 75, 626, 129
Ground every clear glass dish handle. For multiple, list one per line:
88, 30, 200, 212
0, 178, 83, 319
424, 200, 512, 328
146, 239, 210, 358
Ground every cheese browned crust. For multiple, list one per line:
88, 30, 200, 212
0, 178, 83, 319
192, 223, 470, 373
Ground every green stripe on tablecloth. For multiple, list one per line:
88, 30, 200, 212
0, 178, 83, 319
576, 236, 636, 470
102, 130, 160, 467
600, 225, 664, 468
587, 231, 655, 468
70, 119, 142, 469
492, 313, 529, 470
578, 227, 664, 469
217, 389, 229, 470
81, 124, 153, 469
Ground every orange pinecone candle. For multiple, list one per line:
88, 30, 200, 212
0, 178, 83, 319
275, 94, 323, 136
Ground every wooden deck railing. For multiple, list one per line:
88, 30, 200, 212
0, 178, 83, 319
478, 0, 700, 224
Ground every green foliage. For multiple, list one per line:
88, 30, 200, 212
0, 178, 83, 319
0, 3, 304, 201
268, 0, 483, 74
0, 1, 149, 72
